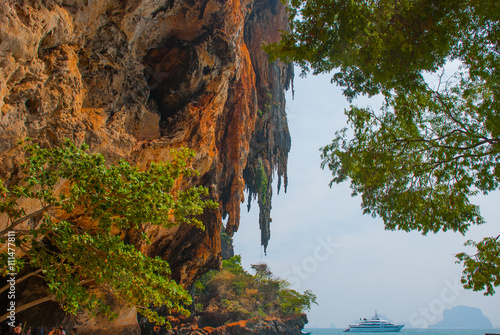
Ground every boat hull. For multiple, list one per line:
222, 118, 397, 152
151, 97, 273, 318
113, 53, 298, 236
344, 325, 404, 332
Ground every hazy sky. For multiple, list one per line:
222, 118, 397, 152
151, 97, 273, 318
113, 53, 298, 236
233, 71, 500, 329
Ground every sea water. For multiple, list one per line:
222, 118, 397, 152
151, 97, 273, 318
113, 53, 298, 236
304, 329, 500, 335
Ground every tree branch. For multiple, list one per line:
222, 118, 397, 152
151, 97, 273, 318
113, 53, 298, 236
0, 269, 43, 295
0, 204, 54, 238
0, 295, 55, 323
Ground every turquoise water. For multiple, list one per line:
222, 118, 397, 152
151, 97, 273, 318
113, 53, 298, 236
304, 329, 500, 335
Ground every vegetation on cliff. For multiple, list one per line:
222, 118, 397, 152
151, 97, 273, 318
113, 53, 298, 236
0, 140, 217, 326
268, 0, 500, 295
193, 255, 316, 326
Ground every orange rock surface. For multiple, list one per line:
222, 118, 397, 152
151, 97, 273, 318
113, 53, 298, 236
0, 0, 292, 332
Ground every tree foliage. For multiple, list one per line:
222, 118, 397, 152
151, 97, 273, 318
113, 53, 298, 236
268, 0, 500, 294
0, 140, 217, 325
267, 0, 500, 99
456, 235, 500, 296
194, 255, 316, 324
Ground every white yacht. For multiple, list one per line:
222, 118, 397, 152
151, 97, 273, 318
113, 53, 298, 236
344, 311, 404, 332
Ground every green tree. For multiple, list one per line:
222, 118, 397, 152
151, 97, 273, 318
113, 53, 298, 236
0, 140, 217, 325
278, 288, 317, 316
195, 255, 316, 323
268, 0, 500, 294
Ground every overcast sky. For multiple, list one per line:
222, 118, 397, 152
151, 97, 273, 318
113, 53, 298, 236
233, 70, 500, 329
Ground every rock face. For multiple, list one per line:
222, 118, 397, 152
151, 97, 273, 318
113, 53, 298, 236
164, 315, 308, 335
0, 0, 292, 333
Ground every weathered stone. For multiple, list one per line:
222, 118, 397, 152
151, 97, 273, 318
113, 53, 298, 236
0, 0, 292, 333
164, 315, 308, 335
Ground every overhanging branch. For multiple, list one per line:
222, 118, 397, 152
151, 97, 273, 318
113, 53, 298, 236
0, 295, 55, 323
0, 204, 54, 238
0, 269, 43, 295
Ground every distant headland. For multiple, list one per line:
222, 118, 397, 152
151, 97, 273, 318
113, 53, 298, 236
430, 305, 493, 329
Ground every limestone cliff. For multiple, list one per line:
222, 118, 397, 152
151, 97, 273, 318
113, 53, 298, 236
163, 314, 308, 335
0, 0, 292, 333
